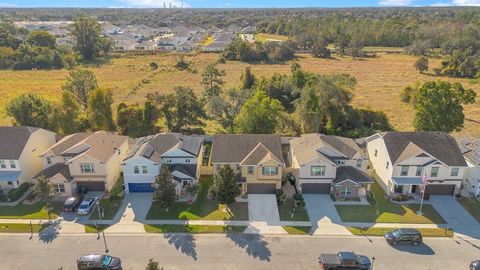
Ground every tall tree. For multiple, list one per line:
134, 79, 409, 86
206, 87, 250, 133
152, 165, 177, 211
26, 30, 56, 48
62, 69, 98, 109
5, 93, 53, 129
201, 63, 225, 99
234, 90, 283, 134
87, 88, 116, 131
413, 81, 476, 132
240, 66, 256, 90
414, 56, 429, 73
54, 91, 86, 135
69, 15, 102, 60
209, 165, 240, 205
116, 102, 159, 137
99, 37, 114, 56
34, 175, 56, 220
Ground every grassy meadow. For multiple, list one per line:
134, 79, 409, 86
0, 51, 479, 135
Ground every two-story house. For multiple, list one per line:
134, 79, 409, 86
366, 132, 467, 196
36, 131, 129, 196
210, 134, 285, 194
121, 133, 204, 194
0, 126, 56, 190
290, 133, 373, 199
457, 137, 480, 197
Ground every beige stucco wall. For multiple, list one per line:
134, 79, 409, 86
49, 174, 74, 197
242, 159, 282, 188
367, 136, 394, 193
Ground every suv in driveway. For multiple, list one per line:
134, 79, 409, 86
77, 254, 122, 270
471, 260, 480, 270
77, 197, 98, 216
384, 228, 423, 245
63, 196, 84, 212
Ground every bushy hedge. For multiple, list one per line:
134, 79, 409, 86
7, 182, 31, 202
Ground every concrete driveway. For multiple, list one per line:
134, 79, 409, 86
429, 196, 479, 228
303, 194, 351, 235
247, 194, 280, 222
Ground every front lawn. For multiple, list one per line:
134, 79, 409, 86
89, 198, 123, 220
336, 183, 445, 224
146, 177, 249, 221
84, 224, 112, 233
0, 223, 48, 233
0, 201, 62, 220
347, 227, 454, 237
144, 224, 247, 234
282, 226, 311, 235
278, 199, 310, 222
457, 197, 480, 223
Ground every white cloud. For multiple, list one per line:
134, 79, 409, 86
430, 1, 453, 5
378, 0, 413, 6
119, 0, 189, 8
452, 0, 480, 5
0, 2, 17, 7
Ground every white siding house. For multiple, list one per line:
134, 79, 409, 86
457, 137, 480, 197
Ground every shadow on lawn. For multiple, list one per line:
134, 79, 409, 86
163, 233, 197, 260
227, 229, 271, 262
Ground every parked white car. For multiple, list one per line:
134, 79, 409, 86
77, 197, 98, 216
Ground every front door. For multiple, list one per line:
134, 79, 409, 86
411, 185, 417, 194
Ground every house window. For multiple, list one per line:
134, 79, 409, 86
386, 162, 389, 170
185, 158, 191, 163
63, 157, 70, 162
133, 166, 140, 174
7, 181, 13, 185
80, 163, 94, 173
46, 157, 52, 165
9, 161, 16, 169
262, 166, 278, 176
415, 166, 422, 176
335, 160, 345, 165
311, 166, 325, 176
142, 165, 148, 174
400, 166, 409, 176
54, 184, 65, 193
0, 161, 5, 169
247, 166, 254, 175
165, 159, 172, 163
394, 185, 403, 193
430, 167, 439, 177
450, 167, 459, 177
340, 187, 352, 196
356, 159, 363, 168
374, 149, 378, 157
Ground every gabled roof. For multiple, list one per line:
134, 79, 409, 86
123, 133, 202, 164
0, 126, 39, 159
211, 134, 284, 164
457, 136, 480, 167
41, 133, 90, 156
240, 143, 283, 166
169, 164, 197, 181
374, 132, 467, 166
34, 163, 72, 182
333, 166, 374, 185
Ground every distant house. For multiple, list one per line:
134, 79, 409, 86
36, 131, 129, 196
157, 37, 177, 51
114, 39, 138, 51
457, 137, 480, 197
203, 42, 228, 52
210, 134, 285, 195
177, 41, 197, 52
290, 134, 372, 199
101, 22, 123, 35
366, 132, 467, 196
241, 25, 257, 34
135, 40, 157, 51
122, 133, 204, 194
0, 127, 56, 190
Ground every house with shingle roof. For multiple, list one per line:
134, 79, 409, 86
366, 132, 467, 196
36, 131, 129, 196
290, 133, 372, 199
0, 127, 56, 190
210, 134, 285, 194
457, 137, 480, 197
121, 133, 204, 194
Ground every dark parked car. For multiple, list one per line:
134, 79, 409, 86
77, 254, 122, 270
63, 196, 84, 212
471, 260, 480, 270
319, 251, 373, 270
384, 228, 423, 245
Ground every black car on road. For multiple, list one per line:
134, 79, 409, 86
384, 228, 423, 245
319, 251, 373, 270
77, 254, 122, 270
471, 260, 480, 270
63, 196, 84, 212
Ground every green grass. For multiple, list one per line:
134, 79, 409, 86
84, 224, 111, 233
144, 224, 247, 234
457, 197, 480, 223
88, 198, 123, 220
336, 183, 445, 224
0, 223, 48, 233
255, 33, 289, 43
282, 226, 311, 235
0, 201, 62, 219
278, 199, 310, 222
347, 227, 454, 237
146, 177, 248, 221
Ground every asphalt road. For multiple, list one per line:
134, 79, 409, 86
0, 233, 478, 270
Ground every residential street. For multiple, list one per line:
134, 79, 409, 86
1, 234, 478, 270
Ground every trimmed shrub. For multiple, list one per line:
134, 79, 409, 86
293, 194, 304, 202
7, 183, 31, 202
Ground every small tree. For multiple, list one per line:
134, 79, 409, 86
153, 165, 178, 211
5, 93, 53, 129
146, 259, 161, 270
240, 66, 256, 89
62, 69, 98, 109
34, 175, 56, 220
414, 56, 429, 73
201, 63, 225, 99
186, 184, 199, 198
87, 88, 116, 131
209, 165, 240, 205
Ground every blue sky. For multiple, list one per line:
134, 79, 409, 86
1, 0, 480, 8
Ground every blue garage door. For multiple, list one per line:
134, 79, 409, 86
128, 183, 154, 193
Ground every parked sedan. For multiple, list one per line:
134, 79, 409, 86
63, 196, 84, 212
77, 197, 98, 216
471, 260, 480, 270
384, 228, 423, 245
77, 254, 122, 270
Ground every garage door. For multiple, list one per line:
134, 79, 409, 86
302, 183, 331, 194
247, 184, 276, 194
425, 184, 455, 196
128, 183, 154, 193
76, 181, 105, 192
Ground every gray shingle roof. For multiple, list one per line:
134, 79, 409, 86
333, 166, 374, 185
379, 132, 467, 166
0, 126, 39, 159
43, 133, 90, 156
456, 137, 480, 167
211, 134, 284, 164
34, 163, 72, 182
